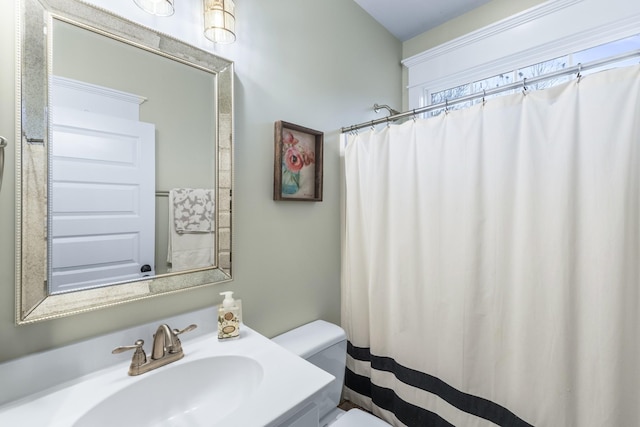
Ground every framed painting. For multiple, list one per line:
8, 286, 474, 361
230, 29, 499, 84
273, 121, 323, 201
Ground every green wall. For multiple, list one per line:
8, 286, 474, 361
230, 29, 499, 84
0, 0, 401, 363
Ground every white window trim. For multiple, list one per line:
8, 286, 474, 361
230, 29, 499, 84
403, 0, 640, 109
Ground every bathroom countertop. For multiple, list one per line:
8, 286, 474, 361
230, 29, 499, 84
0, 324, 334, 426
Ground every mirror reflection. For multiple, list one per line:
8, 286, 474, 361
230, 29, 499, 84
17, 0, 233, 324
50, 20, 216, 293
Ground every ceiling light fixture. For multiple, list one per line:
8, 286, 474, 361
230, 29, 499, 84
133, 0, 175, 17
203, 0, 236, 44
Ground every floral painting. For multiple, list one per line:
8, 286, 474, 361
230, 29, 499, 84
274, 121, 323, 201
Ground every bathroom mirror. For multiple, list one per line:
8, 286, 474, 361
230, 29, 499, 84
16, 0, 234, 324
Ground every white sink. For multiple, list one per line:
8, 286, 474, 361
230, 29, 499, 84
0, 325, 333, 427
74, 356, 263, 427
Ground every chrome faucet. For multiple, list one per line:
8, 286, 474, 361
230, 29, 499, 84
112, 323, 197, 376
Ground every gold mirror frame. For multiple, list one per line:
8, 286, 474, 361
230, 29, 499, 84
16, 0, 234, 324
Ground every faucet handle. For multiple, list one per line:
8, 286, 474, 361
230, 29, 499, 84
112, 339, 147, 374
169, 324, 198, 354
112, 339, 145, 354
173, 323, 198, 336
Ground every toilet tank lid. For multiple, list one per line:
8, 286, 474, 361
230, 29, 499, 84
272, 320, 346, 359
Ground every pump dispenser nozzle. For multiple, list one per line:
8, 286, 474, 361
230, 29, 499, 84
220, 291, 235, 308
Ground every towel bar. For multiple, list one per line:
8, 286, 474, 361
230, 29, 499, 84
0, 136, 7, 193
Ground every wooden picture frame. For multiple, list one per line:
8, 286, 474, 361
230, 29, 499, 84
273, 121, 323, 201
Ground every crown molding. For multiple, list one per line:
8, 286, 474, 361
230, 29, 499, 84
407, 8, 640, 94
402, 0, 584, 68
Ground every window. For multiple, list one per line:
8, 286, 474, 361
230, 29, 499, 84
427, 34, 640, 117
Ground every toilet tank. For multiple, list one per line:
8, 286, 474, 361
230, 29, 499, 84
273, 320, 347, 419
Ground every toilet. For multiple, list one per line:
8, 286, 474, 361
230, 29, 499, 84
273, 320, 390, 427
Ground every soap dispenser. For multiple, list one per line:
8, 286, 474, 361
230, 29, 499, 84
218, 291, 240, 340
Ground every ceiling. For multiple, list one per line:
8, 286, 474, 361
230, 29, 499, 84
353, 0, 494, 42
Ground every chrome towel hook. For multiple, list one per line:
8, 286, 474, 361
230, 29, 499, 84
0, 136, 7, 193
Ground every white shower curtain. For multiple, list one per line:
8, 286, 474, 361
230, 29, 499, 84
341, 65, 640, 427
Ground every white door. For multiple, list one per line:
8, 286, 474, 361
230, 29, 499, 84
49, 107, 156, 294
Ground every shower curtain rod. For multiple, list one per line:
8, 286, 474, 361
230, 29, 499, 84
341, 49, 640, 133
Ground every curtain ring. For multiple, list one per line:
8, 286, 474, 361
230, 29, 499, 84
413, 109, 417, 121
522, 78, 528, 95
445, 99, 449, 114
386, 117, 390, 128
482, 89, 486, 106
370, 120, 375, 131
577, 63, 582, 83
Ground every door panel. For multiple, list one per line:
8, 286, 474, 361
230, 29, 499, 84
50, 107, 155, 294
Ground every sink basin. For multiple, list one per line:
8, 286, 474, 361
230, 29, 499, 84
74, 356, 263, 427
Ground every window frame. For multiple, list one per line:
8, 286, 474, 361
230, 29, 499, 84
403, 0, 640, 111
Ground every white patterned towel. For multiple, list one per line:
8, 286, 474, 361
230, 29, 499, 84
171, 188, 215, 233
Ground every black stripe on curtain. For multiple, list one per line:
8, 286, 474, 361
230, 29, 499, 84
345, 368, 455, 426
346, 342, 534, 427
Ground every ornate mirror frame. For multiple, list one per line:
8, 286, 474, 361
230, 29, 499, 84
16, 0, 234, 324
